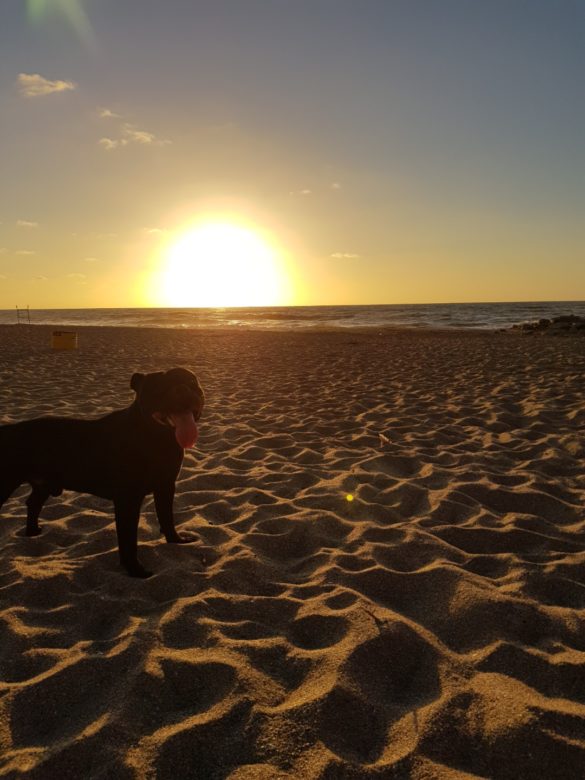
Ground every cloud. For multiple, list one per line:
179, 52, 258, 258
290, 183, 342, 196
98, 107, 121, 119
16, 249, 36, 256
17, 73, 77, 98
0, 274, 6, 279
99, 123, 171, 151
84, 256, 99, 262
33, 275, 48, 281
67, 273, 87, 280
143, 227, 169, 238
0, 248, 6, 254
16, 219, 38, 228
123, 124, 157, 144
98, 137, 125, 151
330, 252, 360, 259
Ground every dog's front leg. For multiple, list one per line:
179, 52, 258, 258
25, 483, 51, 536
113, 495, 151, 578
154, 484, 192, 544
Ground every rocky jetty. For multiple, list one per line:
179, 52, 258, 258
510, 314, 585, 334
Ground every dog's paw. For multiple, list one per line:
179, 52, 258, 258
124, 562, 154, 578
25, 527, 42, 537
165, 532, 198, 545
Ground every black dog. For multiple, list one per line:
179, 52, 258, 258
0, 368, 204, 577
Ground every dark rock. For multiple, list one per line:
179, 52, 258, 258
510, 314, 585, 335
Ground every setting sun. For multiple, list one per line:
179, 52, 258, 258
161, 222, 287, 307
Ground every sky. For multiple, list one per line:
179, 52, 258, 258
0, 0, 583, 309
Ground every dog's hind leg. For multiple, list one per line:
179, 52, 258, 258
114, 495, 152, 579
25, 483, 52, 536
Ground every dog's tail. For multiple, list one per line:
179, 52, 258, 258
0, 475, 23, 508
0, 425, 25, 507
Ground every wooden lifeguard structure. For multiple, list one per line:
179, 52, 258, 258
16, 305, 31, 325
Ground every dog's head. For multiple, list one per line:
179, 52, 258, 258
130, 368, 204, 449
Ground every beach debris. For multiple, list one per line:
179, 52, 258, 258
362, 605, 389, 633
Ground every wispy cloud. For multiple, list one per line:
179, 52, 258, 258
99, 122, 171, 151
98, 107, 121, 119
143, 227, 169, 238
16, 219, 38, 229
17, 73, 77, 98
291, 183, 341, 196
84, 256, 99, 263
330, 252, 360, 259
67, 273, 87, 280
16, 249, 36, 256
98, 137, 122, 151
33, 275, 48, 281
124, 125, 158, 144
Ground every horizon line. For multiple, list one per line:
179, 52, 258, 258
2, 299, 585, 313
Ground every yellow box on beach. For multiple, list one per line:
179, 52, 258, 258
51, 331, 78, 350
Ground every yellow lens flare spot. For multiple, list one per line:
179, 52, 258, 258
345, 494, 354, 502
161, 222, 286, 308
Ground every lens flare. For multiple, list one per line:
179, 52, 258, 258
27, 0, 95, 48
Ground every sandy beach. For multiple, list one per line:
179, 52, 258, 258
1, 323, 585, 779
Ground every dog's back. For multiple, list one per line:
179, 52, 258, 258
0, 409, 134, 503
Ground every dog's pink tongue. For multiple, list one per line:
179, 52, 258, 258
171, 412, 198, 448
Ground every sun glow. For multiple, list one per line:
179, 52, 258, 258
160, 222, 287, 307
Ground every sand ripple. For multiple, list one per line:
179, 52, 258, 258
1, 326, 585, 778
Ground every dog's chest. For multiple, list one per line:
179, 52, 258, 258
113, 428, 183, 486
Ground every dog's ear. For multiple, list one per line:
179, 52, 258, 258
130, 373, 145, 392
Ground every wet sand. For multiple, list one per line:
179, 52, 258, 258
1, 323, 585, 779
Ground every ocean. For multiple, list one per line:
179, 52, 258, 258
1, 302, 585, 331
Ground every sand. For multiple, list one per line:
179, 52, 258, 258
1, 323, 585, 779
